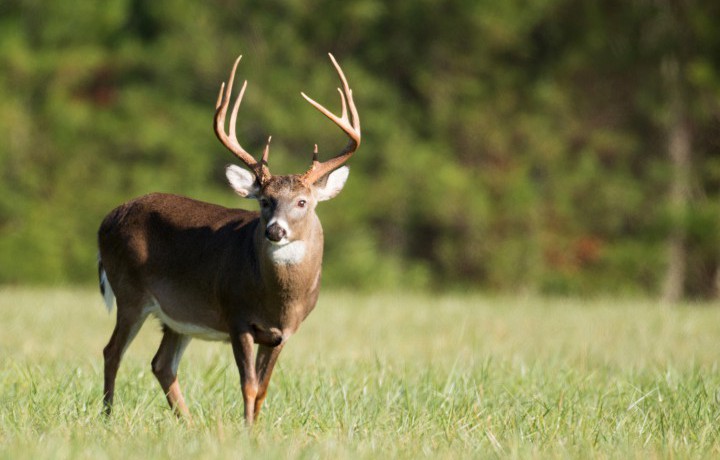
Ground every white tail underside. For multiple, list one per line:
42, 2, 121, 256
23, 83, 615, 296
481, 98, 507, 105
99, 264, 115, 312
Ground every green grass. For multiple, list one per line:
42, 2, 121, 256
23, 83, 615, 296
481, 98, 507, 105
2, 288, 720, 458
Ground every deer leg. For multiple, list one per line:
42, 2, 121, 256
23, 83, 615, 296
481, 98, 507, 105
230, 330, 258, 425
151, 326, 192, 418
103, 307, 147, 415
253, 343, 284, 417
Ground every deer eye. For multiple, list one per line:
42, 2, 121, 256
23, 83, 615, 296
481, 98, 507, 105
297, 199, 307, 208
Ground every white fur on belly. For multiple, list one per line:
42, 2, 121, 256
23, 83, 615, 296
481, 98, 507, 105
143, 297, 229, 341
267, 240, 306, 265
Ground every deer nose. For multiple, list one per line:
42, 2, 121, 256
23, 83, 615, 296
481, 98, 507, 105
265, 223, 287, 242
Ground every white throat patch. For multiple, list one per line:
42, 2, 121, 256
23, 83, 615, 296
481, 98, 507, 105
267, 240, 307, 265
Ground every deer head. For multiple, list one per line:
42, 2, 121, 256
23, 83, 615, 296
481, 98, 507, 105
214, 55, 361, 253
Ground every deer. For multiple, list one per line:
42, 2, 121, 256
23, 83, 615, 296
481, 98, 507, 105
97, 53, 360, 424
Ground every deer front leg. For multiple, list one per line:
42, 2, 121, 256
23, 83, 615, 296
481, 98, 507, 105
230, 330, 258, 424
254, 343, 284, 417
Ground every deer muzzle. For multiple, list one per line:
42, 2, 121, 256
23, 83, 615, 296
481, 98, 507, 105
265, 223, 287, 243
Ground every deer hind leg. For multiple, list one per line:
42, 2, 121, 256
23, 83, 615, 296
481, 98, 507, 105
253, 343, 285, 418
151, 326, 191, 418
103, 297, 148, 415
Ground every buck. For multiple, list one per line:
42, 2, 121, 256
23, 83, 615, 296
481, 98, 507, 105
97, 54, 360, 424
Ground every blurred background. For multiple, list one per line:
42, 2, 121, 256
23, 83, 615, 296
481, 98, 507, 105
0, 0, 719, 299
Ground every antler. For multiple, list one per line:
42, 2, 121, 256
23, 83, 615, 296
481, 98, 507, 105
214, 56, 271, 184
300, 54, 361, 184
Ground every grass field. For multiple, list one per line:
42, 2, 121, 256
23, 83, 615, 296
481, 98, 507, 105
1, 288, 720, 459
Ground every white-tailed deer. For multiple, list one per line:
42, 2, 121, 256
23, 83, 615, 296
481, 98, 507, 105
97, 54, 360, 424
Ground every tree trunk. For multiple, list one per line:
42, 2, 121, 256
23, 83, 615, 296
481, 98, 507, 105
660, 57, 692, 304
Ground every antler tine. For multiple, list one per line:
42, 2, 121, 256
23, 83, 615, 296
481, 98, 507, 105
300, 53, 361, 184
228, 79, 247, 146
214, 55, 271, 183
215, 82, 225, 109
262, 136, 272, 165
338, 88, 348, 121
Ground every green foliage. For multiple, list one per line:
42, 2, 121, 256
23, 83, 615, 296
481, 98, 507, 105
1, 1, 719, 294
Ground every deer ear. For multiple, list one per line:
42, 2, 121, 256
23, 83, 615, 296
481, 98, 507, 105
226, 165, 260, 198
314, 166, 350, 202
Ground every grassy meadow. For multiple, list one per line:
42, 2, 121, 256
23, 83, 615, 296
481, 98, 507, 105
1, 288, 720, 458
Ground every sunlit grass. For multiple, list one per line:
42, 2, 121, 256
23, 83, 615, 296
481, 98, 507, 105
1, 288, 720, 458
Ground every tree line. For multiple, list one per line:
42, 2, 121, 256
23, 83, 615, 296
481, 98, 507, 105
1, 0, 719, 299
